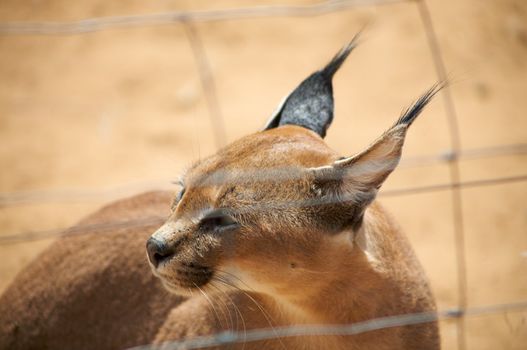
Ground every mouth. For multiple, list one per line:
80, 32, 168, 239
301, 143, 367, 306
154, 262, 214, 295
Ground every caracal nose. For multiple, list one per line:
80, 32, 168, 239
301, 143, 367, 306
146, 237, 176, 268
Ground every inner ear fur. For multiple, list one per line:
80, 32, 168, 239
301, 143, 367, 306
308, 84, 444, 228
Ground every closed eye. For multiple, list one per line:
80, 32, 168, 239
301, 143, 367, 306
200, 209, 238, 232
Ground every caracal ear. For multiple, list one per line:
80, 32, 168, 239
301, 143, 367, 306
309, 84, 444, 228
262, 33, 360, 138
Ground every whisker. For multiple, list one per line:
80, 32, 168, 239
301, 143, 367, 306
208, 282, 235, 332
210, 280, 247, 349
212, 276, 287, 350
215, 269, 256, 292
194, 283, 225, 330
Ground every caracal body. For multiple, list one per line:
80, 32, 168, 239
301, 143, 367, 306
0, 37, 440, 350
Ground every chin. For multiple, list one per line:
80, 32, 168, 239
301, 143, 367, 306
153, 264, 215, 296
160, 279, 195, 296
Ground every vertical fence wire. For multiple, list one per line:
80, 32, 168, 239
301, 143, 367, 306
183, 21, 227, 149
416, 1, 467, 349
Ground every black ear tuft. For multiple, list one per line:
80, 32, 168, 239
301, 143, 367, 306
263, 35, 359, 138
396, 82, 445, 127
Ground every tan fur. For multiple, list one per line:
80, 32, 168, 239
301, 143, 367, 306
147, 125, 439, 349
0, 125, 439, 350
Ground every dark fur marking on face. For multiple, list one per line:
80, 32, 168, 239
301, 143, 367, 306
172, 264, 214, 288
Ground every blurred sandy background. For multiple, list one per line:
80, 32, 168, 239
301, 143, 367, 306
0, 0, 526, 348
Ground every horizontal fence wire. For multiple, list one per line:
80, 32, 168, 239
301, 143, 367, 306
1, 173, 525, 245
0, 0, 405, 35
0, 143, 525, 207
128, 301, 527, 350
0, 216, 167, 245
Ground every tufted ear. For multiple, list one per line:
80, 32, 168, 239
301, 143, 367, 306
263, 35, 360, 138
308, 84, 444, 228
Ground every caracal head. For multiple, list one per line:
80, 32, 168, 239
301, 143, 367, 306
146, 36, 442, 300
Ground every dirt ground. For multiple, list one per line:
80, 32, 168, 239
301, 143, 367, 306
0, 0, 526, 349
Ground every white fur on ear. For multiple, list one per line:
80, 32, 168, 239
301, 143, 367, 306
333, 125, 408, 189
262, 95, 288, 130
304, 84, 443, 232
307, 124, 408, 208
308, 83, 443, 199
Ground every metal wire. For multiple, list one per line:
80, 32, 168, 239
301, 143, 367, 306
128, 301, 527, 350
399, 143, 527, 168
0, 180, 175, 207
0, 0, 405, 35
1, 174, 525, 245
416, 1, 467, 348
184, 22, 227, 149
0, 216, 165, 245
0, 143, 525, 207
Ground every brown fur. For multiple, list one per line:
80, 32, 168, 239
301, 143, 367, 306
1, 35, 444, 348
0, 192, 183, 350
0, 116, 439, 349
146, 125, 440, 350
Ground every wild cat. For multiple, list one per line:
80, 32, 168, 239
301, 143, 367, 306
146, 37, 441, 349
0, 36, 440, 350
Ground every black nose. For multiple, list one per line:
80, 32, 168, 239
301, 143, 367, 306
146, 237, 176, 268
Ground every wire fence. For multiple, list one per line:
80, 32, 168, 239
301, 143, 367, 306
128, 301, 527, 350
1, 173, 526, 245
0, 0, 403, 35
1, 0, 526, 349
416, 2, 469, 348
0, 143, 525, 207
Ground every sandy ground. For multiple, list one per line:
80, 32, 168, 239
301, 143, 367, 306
0, 0, 526, 348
